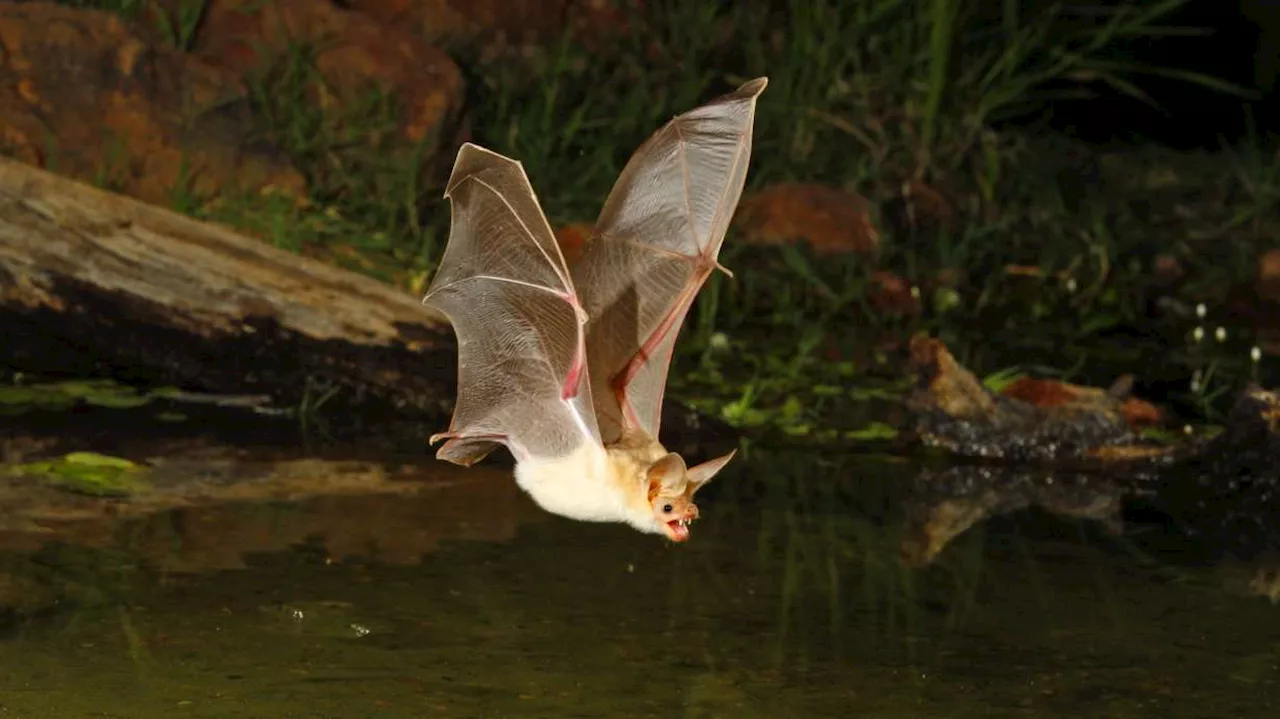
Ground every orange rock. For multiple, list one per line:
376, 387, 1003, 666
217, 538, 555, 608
1002, 376, 1165, 430
735, 183, 880, 256
1000, 377, 1080, 408
1153, 253, 1184, 284
554, 223, 593, 267
190, 0, 464, 143
345, 0, 637, 54
0, 3, 305, 206
1259, 248, 1280, 303
868, 271, 919, 315
903, 180, 954, 229
1120, 397, 1164, 429
881, 178, 957, 241
1003, 264, 1043, 278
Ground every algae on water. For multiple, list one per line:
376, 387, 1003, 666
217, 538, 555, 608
0, 380, 155, 416
6, 452, 152, 498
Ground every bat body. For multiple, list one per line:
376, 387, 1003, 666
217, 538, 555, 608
423, 78, 767, 542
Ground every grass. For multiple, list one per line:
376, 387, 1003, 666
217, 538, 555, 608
30, 0, 1280, 439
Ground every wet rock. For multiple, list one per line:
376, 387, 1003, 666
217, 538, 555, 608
0, 2, 305, 205
1001, 376, 1166, 431
903, 357, 1280, 567
1152, 385, 1280, 559
905, 335, 1171, 462
190, 0, 465, 143
734, 183, 881, 256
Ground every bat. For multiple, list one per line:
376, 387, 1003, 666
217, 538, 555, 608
423, 77, 767, 542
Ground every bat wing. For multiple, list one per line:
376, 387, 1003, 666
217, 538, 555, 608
573, 78, 767, 442
424, 143, 599, 465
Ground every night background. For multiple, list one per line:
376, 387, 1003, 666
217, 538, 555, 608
0, 0, 1279, 715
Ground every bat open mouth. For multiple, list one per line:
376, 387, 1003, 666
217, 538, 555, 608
665, 518, 692, 542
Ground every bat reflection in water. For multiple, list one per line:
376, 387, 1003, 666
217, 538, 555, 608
423, 77, 768, 542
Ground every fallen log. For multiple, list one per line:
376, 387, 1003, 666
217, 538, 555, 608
0, 156, 455, 415
0, 158, 739, 451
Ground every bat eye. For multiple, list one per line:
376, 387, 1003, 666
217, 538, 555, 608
662, 504, 673, 513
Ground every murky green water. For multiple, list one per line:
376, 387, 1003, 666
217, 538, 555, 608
0, 448, 1277, 718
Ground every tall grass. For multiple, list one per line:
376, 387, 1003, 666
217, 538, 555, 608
463, 0, 1238, 207
41, 0, 1279, 430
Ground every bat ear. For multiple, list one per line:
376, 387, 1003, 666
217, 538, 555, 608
686, 450, 737, 495
646, 452, 688, 494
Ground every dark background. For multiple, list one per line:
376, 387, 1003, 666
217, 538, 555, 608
1036, 0, 1279, 147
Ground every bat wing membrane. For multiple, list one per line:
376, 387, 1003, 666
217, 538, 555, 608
573, 78, 767, 442
424, 144, 599, 464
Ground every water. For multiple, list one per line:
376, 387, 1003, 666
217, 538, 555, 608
0, 445, 1277, 717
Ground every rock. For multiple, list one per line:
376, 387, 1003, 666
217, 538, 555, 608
880, 179, 958, 242
0, 2, 305, 206
999, 376, 1164, 431
1220, 247, 1280, 357
901, 339, 1280, 566
344, 0, 635, 56
868, 271, 919, 316
906, 334, 1170, 461
1153, 252, 1185, 285
190, 0, 464, 143
734, 183, 880, 256
1259, 247, 1280, 303
1143, 385, 1280, 561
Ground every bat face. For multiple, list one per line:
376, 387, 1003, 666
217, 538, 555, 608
645, 450, 736, 542
649, 484, 700, 542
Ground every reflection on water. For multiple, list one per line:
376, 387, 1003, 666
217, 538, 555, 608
0, 446, 1278, 717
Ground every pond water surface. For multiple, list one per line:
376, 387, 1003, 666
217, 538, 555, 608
0, 445, 1277, 718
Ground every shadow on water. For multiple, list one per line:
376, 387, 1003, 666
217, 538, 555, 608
0, 406, 1278, 718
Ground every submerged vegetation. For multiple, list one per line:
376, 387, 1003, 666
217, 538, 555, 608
21, 0, 1280, 440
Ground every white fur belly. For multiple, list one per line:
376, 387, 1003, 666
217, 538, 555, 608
513, 443, 645, 527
